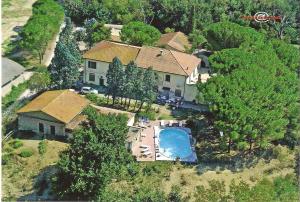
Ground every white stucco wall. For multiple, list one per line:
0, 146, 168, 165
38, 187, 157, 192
84, 59, 200, 101
18, 113, 66, 136
84, 60, 110, 85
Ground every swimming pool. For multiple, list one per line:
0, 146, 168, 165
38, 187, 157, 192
159, 127, 193, 160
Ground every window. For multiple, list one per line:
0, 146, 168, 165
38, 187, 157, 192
89, 73, 95, 81
175, 89, 182, 97
50, 126, 56, 135
39, 123, 44, 133
88, 61, 96, 69
165, 75, 170, 82
162, 87, 170, 91
99, 76, 104, 86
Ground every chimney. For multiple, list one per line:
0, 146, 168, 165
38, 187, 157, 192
160, 49, 163, 56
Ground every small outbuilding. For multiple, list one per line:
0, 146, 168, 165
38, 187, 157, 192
17, 90, 90, 137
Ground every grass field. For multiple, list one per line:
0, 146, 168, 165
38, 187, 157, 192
2, 138, 68, 201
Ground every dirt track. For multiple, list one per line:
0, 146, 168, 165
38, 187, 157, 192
2, 0, 37, 44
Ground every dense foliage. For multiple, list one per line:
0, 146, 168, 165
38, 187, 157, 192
62, 0, 300, 44
81, 19, 111, 48
53, 106, 136, 200
28, 72, 51, 93
203, 21, 265, 50
194, 175, 299, 202
19, 0, 64, 63
120, 21, 161, 46
49, 18, 81, 89
199, 24, 299, 152
106, 58, 158, 111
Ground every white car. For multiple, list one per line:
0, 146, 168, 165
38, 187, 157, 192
81, 86, 98, 94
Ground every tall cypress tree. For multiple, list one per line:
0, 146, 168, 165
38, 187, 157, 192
124, 61, 138, 108
137, 67, 157, 112
49, 17, 81, 89
106, 57, 124, 105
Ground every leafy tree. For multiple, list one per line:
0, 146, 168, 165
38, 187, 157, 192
270, 39, 300, 71
53, 106, 135, 200
200, 44, 298, 150
188, 29, 208, 50
28, 72, 51, 92
203, 21, 265, 51
84, 19, 111, 48
106, 57, 124, 105
61, 0, 110, 24
120, 21, 161, 46
19, 0, 64, 63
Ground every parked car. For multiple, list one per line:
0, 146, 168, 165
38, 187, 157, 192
81, 86, 98, 94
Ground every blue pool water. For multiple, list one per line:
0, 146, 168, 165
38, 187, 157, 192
159, 128, 193, 160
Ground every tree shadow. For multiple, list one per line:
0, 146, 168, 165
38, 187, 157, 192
17, 165, 58, 201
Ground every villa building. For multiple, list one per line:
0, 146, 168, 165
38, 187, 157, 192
83, 40, 204, 102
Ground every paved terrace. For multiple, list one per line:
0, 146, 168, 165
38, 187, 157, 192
132, 121, 160, 161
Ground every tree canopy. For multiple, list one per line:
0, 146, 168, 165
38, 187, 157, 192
199, 33, 299, 151
120, 21, 161, 46
53, 106, 135, 200
19, 0, 64, 63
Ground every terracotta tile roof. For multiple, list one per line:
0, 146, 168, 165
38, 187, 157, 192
83, 41, 140, 65
156, 32, 192, 52
135, 46, 200, 76
18, 90, 89, 124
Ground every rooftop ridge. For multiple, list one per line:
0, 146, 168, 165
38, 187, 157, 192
40, 90, 67, 114
169, 50, 189, 76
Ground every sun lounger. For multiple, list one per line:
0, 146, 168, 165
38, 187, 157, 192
141, 148, 149, 152
140, 145, 150, 148
160, 120, 165, 126
143, 151, 152, 156
169, 120, 173, 126
179, 121, 183, 127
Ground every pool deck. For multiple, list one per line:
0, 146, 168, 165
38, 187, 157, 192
132, 121, 159, 161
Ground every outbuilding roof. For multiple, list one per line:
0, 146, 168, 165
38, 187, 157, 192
156, 32, 192, 52
18, 90, 89, 124
2, 57, 25, 86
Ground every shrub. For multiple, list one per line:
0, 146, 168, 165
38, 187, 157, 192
138, 110, 156, 121
9, 139, 23, 149
38, 140, 47, 156
237, 141, 249, 151
19, 148, 33, 158
2, 153, 13, 165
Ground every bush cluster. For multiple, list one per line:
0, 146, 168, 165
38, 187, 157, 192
19, 148, 34, 158
38, 140, 47, 156
9, 139, 23, 149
